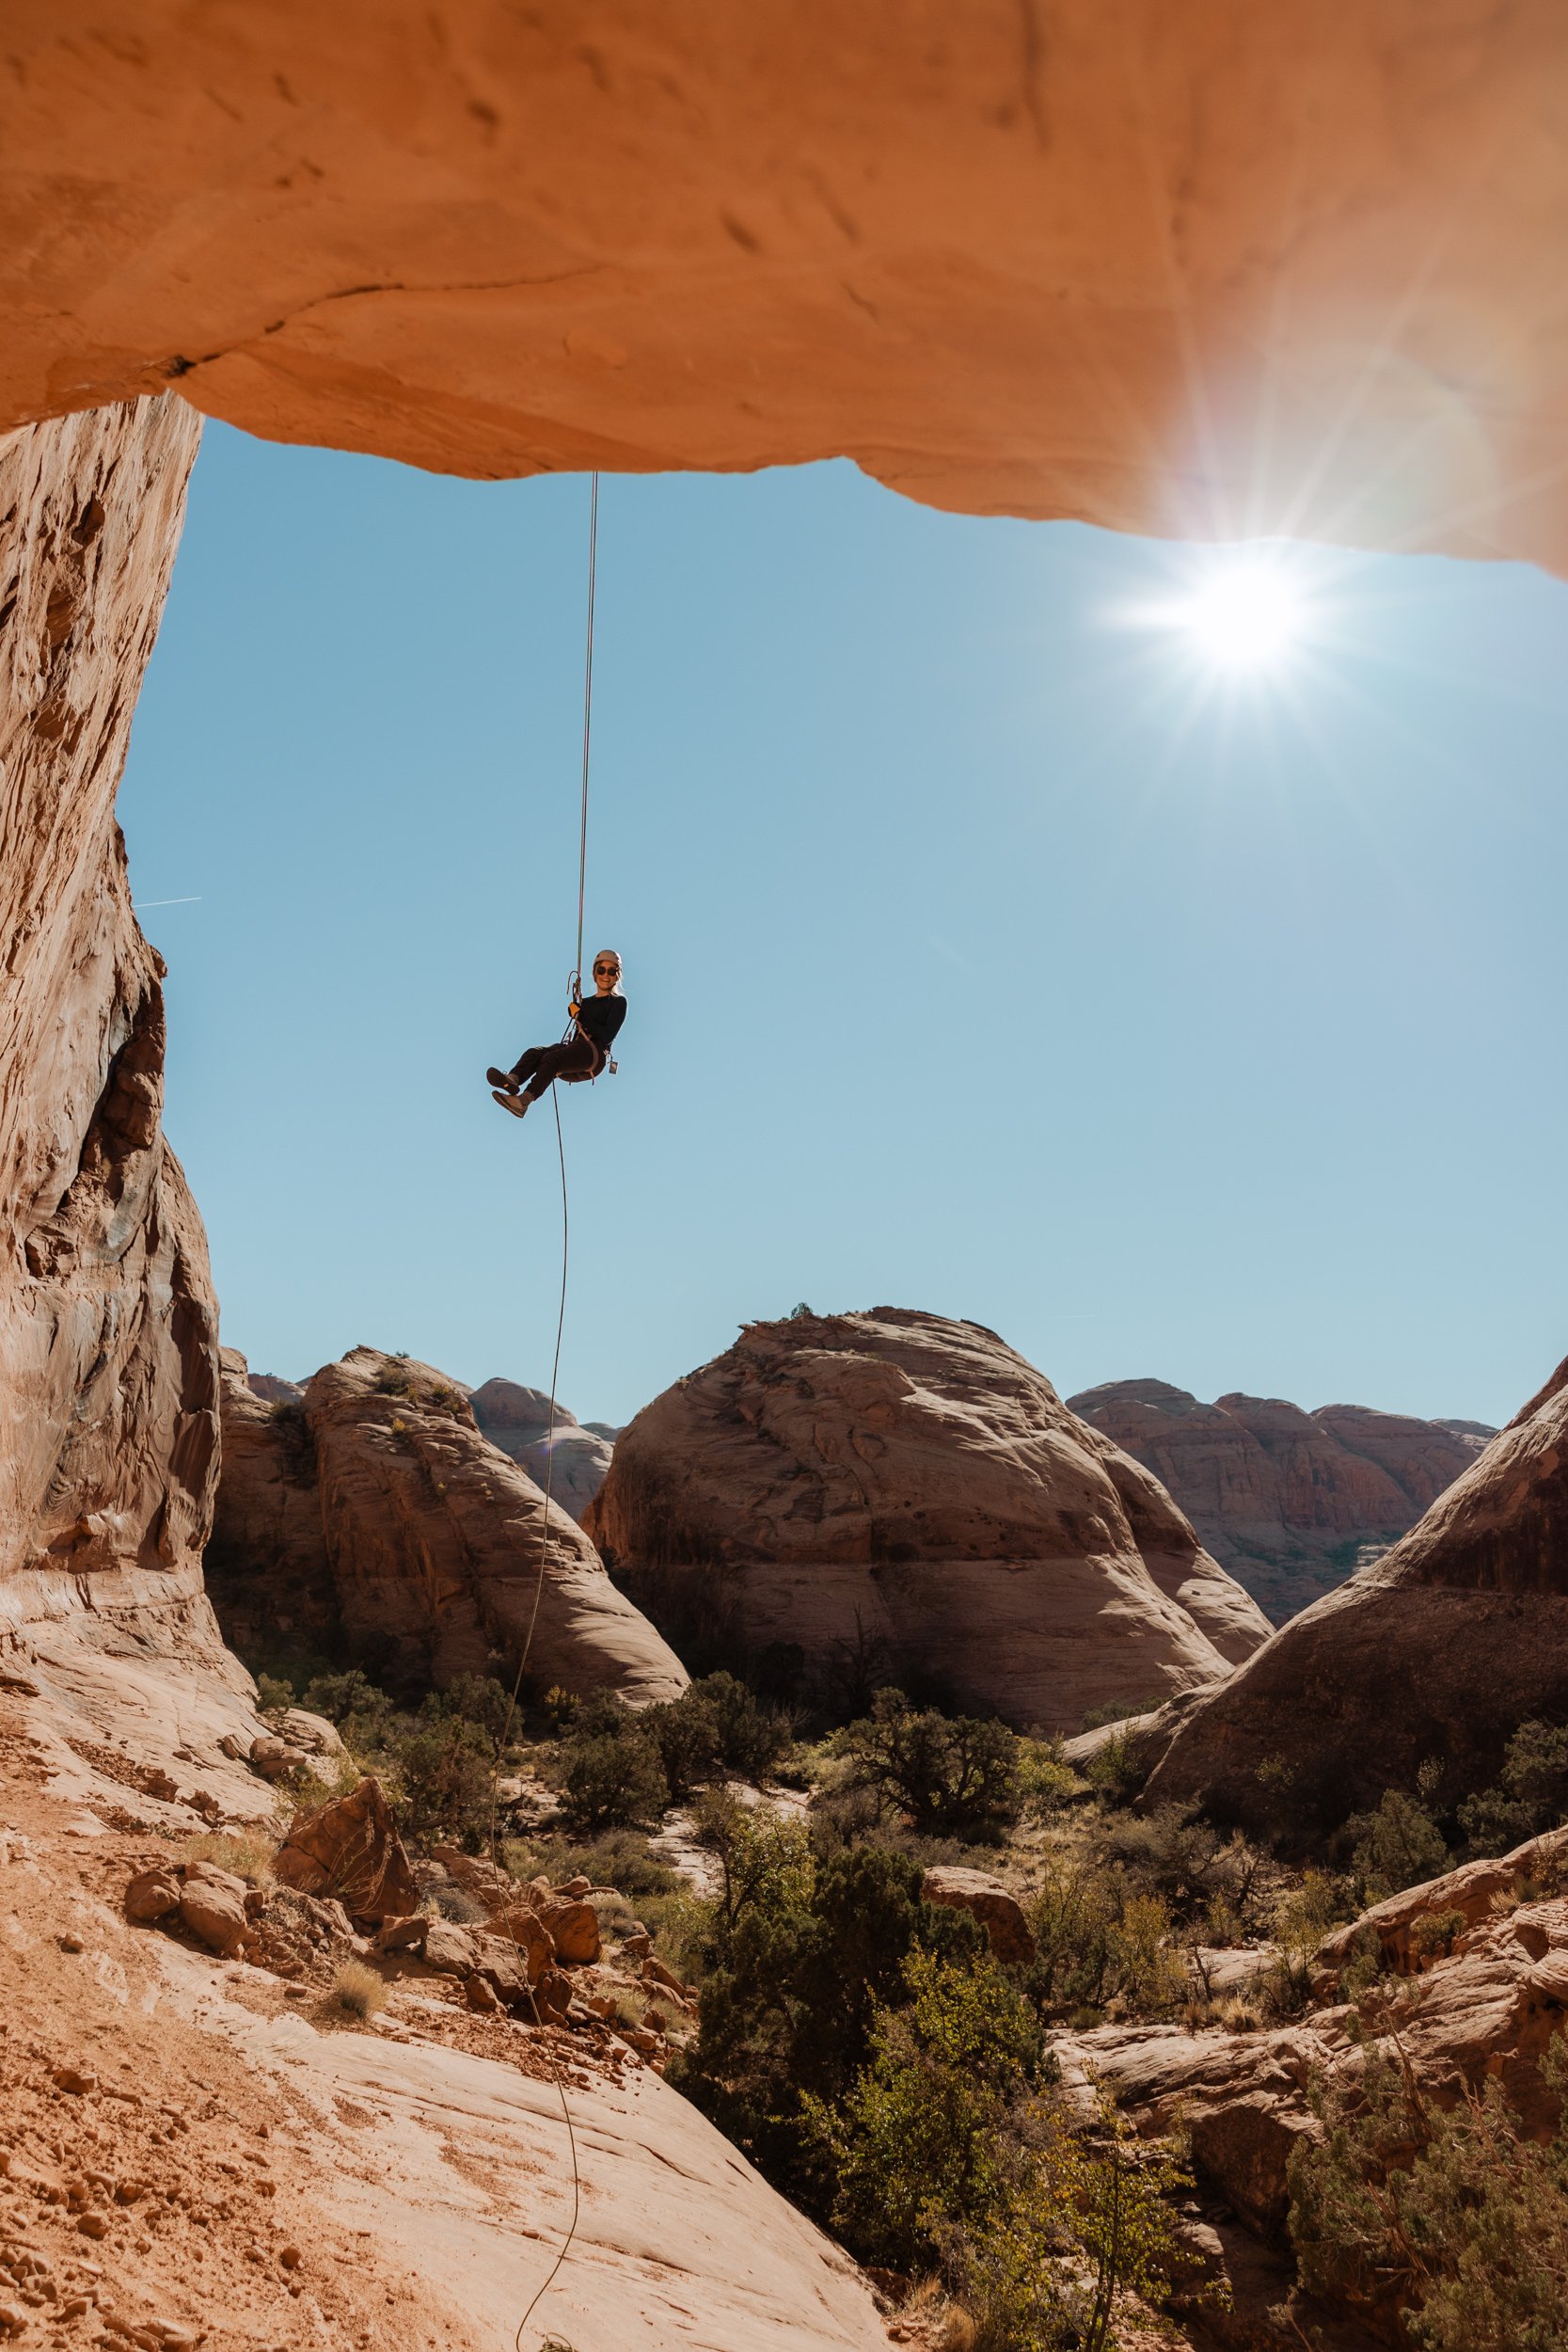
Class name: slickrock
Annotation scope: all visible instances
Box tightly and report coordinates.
[1069,1380,1489,1623]
[586,1308,1269,1729]
[1145,1357,1568,1840]
[468,1377,613,1522]
[8,8,1568,570]
[210,1344,685,1704]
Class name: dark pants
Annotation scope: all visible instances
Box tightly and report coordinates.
[511,1035,601,1102]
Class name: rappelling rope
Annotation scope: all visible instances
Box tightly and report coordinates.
[485,469,601,2351]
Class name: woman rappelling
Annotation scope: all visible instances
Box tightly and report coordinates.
[487,948,626,1119]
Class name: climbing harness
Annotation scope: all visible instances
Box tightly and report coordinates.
[485,469,604,2350]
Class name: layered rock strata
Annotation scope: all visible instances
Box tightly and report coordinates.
[0,395,241,1691]
[1144,1357,1568,1839]
[210,1345,686,1704]
[584,1308,1270,1729]
[7,6,1568,567]
[1069,1380,1490,1622]
[468,1376,613,1523]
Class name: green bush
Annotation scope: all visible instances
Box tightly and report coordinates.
[1025,1854,1185,2021]
[673,1835,981,2211]
[1459,1720,1568,1858]
[1289,2034,1568,2349]
[641,1672,790,1799]
[558,1726,668,1835]
[1346,1788,1449,1905]
[833,1692,1021,1842]
[806,1949,1044,2270]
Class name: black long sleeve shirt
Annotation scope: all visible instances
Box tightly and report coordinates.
[576,993,627,1057]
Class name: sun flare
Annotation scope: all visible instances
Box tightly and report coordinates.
[1134,554,1316,676]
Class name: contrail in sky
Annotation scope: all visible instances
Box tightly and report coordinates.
[133,896,202,909]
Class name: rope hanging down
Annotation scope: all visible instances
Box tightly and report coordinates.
[488,469,601,2351]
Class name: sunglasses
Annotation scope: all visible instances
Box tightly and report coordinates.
[594,963,619,975]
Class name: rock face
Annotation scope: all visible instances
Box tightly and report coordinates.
[1069,1380,1490,1622]
[1053,1828,1568,2343]
[7,7,1568,568]
[585,1309,1270,1730]
[0,395,236,1683]
[205,1350,340,1661]
[272,1776,420,1922]
[468,1377,613,1523]
[209,1344,686,1704]
[1145,1357,1568,1840]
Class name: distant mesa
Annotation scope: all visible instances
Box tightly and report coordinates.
[244,1369,304,1407]
[584,1307,1272,1733]
[1068,1378,1493,1624]
[207,1346,683,1705]
[1143,1354,1568,1842]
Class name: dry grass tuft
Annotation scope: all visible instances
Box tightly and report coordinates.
[184,1829,276,1886]
[331,1961,388,2021]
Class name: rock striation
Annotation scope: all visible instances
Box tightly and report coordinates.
[209,1344,686,1705]
[584,1308,1270,1730]
[468,1376,613,1522]
[1144,1356,1568,1840]
[1069,1380,1490,1622]
[7,7,1568,569]
[0,395,243,1697]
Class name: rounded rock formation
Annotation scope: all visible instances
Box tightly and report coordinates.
[584,1307,1270,1730]
[1144,1356,1568,1840]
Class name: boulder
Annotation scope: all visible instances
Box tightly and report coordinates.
[272,1776,420,1922]
[177,1878,247,1957]
[281,1708,344,1756]
[10,12,1568,580]
[1069,1381,1490,1623]
[124,1869,182,1925]
[921,1867,1036,1967]
[586,1309,1269,1730]
[248,1734,307,1782]
[490,1907,552,1985]
[468,1380,614,1523]
[422,1920,481,1979]
[238,1348,686,1704]
[1146,1358,1568,1840]
[538,1899,601,1967]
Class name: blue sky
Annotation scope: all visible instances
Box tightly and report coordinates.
[118,422,1568,1430]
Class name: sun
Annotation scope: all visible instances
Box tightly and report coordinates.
[1132,553,1316,677]
[1177,562,1307,670]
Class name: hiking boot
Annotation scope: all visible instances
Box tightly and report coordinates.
[492,1089,530,1120]
[486,1066,518,1093]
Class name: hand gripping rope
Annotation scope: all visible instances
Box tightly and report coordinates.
[487,469,600,2351]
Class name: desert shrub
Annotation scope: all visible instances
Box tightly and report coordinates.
[556,1701,669,1835]
[960,2104,1193,2352]
[392,1708,498,1840]
[1459,1719,1568,1858]
[183,1830,275,1887]
[331,1961,388,2021]
[833,1692,1021,1843]
[1409,1909,1467,1968]
[505,1827,679,1901]
[1016,1739,1080,1817]
[1346,1787,1449,1905]
[1081,1729,1148,1804]
[1288,2034,1568,2349]
[255,1673,298,1713]
[673,1835,981,2211]
[806,1949,1045,2269]
[641,1672,791,1799]
[1026,1855,1185,2021]
[1105,1804,1273,1935]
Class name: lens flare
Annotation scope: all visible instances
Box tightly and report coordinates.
[1152,558,1311,674]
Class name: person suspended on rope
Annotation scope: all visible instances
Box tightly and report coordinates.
[487,949,626,1119]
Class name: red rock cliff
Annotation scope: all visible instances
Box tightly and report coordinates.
[0,397,229,1673]
[6,4,1568,564]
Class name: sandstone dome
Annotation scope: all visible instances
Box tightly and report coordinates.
[1145,1356,1568,1840]
[584,1307,1271,1730]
